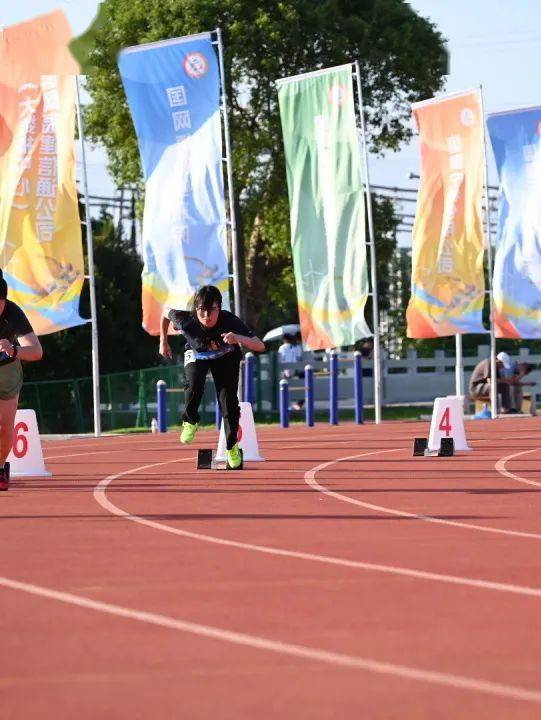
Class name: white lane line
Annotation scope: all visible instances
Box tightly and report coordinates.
[305,449,541,541]
[93,456,541,598]
[44,450,127,460]
[2,574,541,703]
[495,448,541,488]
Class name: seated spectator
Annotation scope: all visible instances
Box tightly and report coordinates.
[469,356,513,413]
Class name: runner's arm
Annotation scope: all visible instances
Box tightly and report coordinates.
[13,332,42,362]
[222,332,265,353]
[159,313,172,359]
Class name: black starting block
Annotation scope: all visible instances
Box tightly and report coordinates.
[196,449,213,470]
[413,437,428,456]
[413,437,454,457]
[438,437,454,457]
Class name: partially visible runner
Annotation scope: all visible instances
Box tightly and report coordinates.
[159,285,265,469]
[0,272,43,490]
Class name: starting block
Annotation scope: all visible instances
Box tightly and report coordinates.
[196,449,213,470]
[196,447,244,471]
[412,436,455,457]
[413,437,428,456]
[438,437,454,457]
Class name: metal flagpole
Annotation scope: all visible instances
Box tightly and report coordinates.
[479,85,497,419]
[75,76,101,436]
[353,60,382,424]
[215,28,241,318]
[455,334,464,396]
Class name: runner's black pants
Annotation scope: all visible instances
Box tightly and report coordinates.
[183,352,241,450]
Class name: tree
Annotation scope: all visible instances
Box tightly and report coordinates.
[84,0,447,328]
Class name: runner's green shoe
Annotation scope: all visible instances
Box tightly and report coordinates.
[226,443,243,470]
[180,421,198,444]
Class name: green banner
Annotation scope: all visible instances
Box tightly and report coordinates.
[277,64,371,349]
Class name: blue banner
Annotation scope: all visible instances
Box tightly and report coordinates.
[118,32,229,333]
[487,107,541,338]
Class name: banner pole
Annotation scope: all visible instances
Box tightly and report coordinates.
[75,76,101,437]
[455,334,464,397]
[353,60,382,424]
[479,85,498,419]
[215,28,241,318]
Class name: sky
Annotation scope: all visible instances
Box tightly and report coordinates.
[4,1,541,242]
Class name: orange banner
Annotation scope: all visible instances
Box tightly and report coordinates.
[0,11,85,334]
[406,89,486,338]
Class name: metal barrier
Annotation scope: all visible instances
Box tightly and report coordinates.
[279,352,363,428]
[155,380,220,433]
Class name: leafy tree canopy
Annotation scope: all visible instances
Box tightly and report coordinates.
[84,0,447,329]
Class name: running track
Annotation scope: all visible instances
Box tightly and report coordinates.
[2,418,541,719]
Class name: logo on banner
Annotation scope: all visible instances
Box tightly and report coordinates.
[184,52,208,78]
[328,83,346,106]
[460,108,475,126]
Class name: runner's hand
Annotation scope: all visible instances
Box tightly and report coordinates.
[221,332,238,345]
[0,339,14,357]
[159,337,172,359]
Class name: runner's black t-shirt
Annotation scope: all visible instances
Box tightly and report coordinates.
[0,299,34,366]
[168,309,255,360]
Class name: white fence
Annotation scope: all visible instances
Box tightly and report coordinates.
[260,346,541,407]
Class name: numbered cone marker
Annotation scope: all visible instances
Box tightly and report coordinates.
[428,396,470,453]
[215,402,265,462]
[7,410,51,477]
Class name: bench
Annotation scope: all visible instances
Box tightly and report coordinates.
[473,393,536,415]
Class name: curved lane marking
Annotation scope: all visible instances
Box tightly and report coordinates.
[495,448,541,488]
[2,575,541,703]
[93,455,541,597]
[305,448,541,541]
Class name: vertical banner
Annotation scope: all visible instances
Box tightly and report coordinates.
[118,32,229,335]
[277,65,371,350]
[487,107,541,338]
[406,89,486,338]
[0,12,85,334]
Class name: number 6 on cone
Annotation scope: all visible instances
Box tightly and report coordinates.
[7,409,51,477]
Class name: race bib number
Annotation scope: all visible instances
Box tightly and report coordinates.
[184,349,195,366]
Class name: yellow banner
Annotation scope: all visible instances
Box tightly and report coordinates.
[0,11,85,334]
[406,89,486,338]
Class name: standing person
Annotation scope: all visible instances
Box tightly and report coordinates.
[0,273,43,490]
[497,352,536,412]
[159,285,265,469]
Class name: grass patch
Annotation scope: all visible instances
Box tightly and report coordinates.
[106,404,432,434]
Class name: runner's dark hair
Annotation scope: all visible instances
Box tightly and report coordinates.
[191,285,222,315]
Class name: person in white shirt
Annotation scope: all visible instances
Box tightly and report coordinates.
[278,334,302,363]
[496,351,536,412]
[278,334,304,410]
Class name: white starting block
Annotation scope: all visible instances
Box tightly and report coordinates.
[215,401,264,462]
[428,395,470,453]
[7,409,51,477]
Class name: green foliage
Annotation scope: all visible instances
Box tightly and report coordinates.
[84,0,447,330]
[24,209,158,381]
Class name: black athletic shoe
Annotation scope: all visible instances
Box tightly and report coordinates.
[0,468,8,491]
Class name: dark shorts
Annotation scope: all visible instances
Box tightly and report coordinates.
[0,359,23,400]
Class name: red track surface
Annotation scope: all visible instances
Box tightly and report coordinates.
[2,418,541,719]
